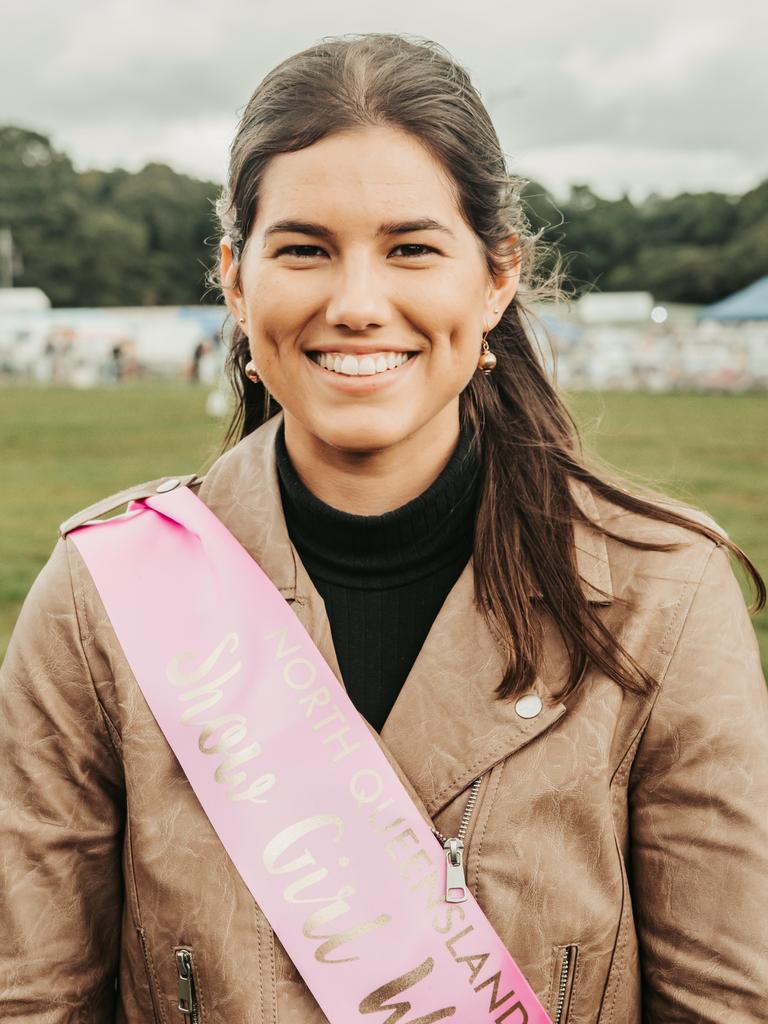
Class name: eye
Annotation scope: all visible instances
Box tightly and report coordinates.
[391,243,437,257]
[275,245,326,258]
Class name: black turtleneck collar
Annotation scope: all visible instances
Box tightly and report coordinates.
[275,420,481,589]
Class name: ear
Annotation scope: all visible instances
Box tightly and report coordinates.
[219,236,244,321]
[486,233,522,325]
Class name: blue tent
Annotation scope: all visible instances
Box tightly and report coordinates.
[698,275,768,322]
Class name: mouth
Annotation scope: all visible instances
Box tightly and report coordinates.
[306,350,418,378]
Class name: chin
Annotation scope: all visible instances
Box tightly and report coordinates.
[311,412,414,454]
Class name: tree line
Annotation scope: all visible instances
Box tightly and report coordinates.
[1,125,766,307]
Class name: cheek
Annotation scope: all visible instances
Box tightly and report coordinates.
[242,287,301,359]
[447,321,483,365]
[241,262,312,325]
[454,334,483,385]
[427,270,486,333]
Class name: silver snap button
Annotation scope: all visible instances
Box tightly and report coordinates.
[515,693,543,719]
[156,478,181,493]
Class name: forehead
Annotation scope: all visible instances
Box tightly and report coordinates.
[255,126,463,226]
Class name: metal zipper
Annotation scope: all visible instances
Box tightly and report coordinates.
[553,945,576,1024]
[176,948,200,1024]
[430,776,484,903]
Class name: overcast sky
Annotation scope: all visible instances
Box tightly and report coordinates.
[3,0,766,201]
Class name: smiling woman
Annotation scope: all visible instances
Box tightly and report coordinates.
[2,30,768,1024]
[215,123,520,507]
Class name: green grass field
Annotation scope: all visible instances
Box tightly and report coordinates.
[1,382,766,674]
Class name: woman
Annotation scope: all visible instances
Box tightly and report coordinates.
[1,31,767,1024]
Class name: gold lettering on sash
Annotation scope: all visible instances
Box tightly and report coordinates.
[321,725,360,763]
[368,801,406,835]
[177,666,240,722]
[283,871,354,906]
[165,632,275,803]
[358,956,456,1020]
[444,917,493,987]
[384,827,419,861]
[303,904,392,964]
[408,866,444,909]
[383,827,437,886]
[198,713,248,753]
[350,769,384,806]
[265,626,301,662]
[166,632,239,687]
[257,607,532,1016]
[226,775,275,803]
[445,925,474,958]
[312,707,345,730]
[263,815,392,963]
[298,685,331,717]
[197,714,272,801]
[474,970,519,1014]
[213,742,263,787]
[263,815,344,874]
[166,632,241,720]
[454,950,490,986]
[494,1002,528,1023]
[283,657,316,690]
[398,848,434,886]
[430,900,466,935]
[311,705,361,762]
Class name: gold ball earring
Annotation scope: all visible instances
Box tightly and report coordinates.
[477,308,499,374]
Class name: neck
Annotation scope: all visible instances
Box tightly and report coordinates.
[281,404,462,515]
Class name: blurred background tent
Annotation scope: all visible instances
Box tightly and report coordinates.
[698,276,768,322]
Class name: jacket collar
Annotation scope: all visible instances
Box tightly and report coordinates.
[197,413,612,816]
[199,413,613,605]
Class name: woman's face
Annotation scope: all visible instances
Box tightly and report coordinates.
[221,125,520,455]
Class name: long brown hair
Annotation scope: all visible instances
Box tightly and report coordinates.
[210,31,764,700]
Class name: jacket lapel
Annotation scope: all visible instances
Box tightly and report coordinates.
[379,560,568,817]
[380,479,613,816]
[197,414,613,819]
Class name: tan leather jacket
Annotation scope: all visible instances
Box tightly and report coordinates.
[2,413,767,1024]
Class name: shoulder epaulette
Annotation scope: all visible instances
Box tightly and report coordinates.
[58,472,205,538]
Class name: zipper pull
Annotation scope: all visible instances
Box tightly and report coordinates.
[431,775,485,904]
[176,949,196,1019]
[443,836,468,903]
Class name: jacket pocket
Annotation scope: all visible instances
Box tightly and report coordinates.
[136,926,165,1024]
[174,946,204,1024]
[550,944,578,1024]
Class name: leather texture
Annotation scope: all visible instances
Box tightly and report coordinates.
[2,411,767,1023]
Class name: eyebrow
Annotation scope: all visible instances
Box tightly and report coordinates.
[262,218,455,245]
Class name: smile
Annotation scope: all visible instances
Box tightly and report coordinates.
[307,351,416,377]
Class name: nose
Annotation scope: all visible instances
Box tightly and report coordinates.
[324,254,391,333]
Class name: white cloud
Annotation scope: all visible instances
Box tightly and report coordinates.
[1,0,766,197]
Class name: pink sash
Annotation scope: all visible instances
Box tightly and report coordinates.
[70,485,551,1023]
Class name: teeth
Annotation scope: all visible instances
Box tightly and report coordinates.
[311,351,412,376]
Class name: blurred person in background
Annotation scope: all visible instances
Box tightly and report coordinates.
[1,32,767,1024]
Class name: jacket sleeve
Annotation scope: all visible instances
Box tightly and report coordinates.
[0,537,124,1023]
[629,541,768,1022]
